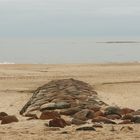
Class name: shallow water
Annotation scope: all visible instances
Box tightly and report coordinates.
[0,39,140,64]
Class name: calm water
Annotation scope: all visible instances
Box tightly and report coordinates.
[0,39,140,64]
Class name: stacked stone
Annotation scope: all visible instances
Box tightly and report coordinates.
[20,79,140,128]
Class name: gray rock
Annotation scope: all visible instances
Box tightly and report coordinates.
[104,106,122,116]
[40,103,56,110]
[55,102,71,109]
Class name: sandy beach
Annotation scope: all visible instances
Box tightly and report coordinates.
[0,63,140,140]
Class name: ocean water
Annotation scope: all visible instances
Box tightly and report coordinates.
[0,38,140,64]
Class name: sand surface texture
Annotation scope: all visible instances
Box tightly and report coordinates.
[0,63,140,140]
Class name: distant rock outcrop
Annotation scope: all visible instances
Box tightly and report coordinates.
[20,78,107,117]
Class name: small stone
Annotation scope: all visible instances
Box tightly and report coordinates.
[25,110,40,119]
[104,106,121,116]
[119,120,133,124]
[55,102,71,109]
[60,107,81,116]
[122,114,134,120]
[40,111,60,120]
[40,103,56,110]
[1,115,19,124]
[91,106,101,112]
[86,110,95,119]
[0,112,8,120]
[49,118,67,128]
[0,112,8,117]
[106,114,121,120]
[94,111,105,118]
[73,109,90,121]
[131,116,140,123]
[71,119,86,125]
[92,116,116,124]
[131,110,140,116]
[27,117,37,120]
[92,124,103,128]
[121,108,135,115]
[76,126,96,131]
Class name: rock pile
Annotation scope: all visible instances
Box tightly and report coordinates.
[20,78,140,128]
[20,78,106,117]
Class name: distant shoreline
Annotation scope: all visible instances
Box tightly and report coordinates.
[97,41,140,44]
[0,62,140,66]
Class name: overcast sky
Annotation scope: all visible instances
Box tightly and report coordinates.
[0,0,140,63]
[0,0,140,38]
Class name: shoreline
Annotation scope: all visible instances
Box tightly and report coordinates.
[0,61,140,65]
[0,63,140,139]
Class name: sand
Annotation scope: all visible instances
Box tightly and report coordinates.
[0,63,140,140]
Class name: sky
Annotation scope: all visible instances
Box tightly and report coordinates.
[0,0,140,38]
[0,0,140,63]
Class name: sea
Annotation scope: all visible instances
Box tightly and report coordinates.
[0,38,140,64]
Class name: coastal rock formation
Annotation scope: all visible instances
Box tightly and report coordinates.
[19,78,140,128]
[20,78,107,117]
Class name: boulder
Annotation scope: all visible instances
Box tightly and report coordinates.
[1,115,19,124]
[49,118,67,128]
[40,111,60,120]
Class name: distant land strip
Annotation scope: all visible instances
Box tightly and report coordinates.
[97,41,140,44]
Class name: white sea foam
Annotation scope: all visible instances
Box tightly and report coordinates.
[0,62,15,64]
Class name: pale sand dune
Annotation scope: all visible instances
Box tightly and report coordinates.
[0,63,140,140]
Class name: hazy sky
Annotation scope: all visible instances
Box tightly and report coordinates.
[0,0,140,63]
[0,0,140,38]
